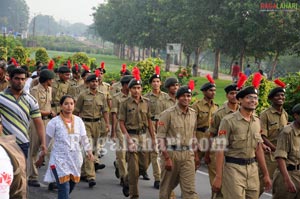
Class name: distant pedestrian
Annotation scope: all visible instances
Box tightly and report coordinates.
[231,62,240,82]
[245,64,252,77]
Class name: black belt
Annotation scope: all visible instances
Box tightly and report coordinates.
[287,164,300,171]
[225,156,256,165]
[51,103,59,107]
[127,129,146,135]
[82,118,100,122]
[197,127,208,132]
[151,116,158,121]
[42,116,49,120]
[168,145,190,151]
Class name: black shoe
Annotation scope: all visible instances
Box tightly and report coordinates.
[154,181,160,189]
[48,182,58,190]
[140,172,150,180]
[88,179,96,188]
[28,180,41,187]
[94,163,106,171]
[80,176,88,182]
[114,161,120,179]
[122,185,129,197]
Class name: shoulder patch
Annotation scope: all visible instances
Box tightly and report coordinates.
[218,130,227,136]
[158,121,165,126]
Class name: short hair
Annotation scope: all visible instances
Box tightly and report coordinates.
[9,68,26,79]
[0,60,6,70]
[59,95,75,106]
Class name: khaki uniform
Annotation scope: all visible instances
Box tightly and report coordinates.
[208,103,239,199]
[111,91,129,180]
[143,91,170,181]
[119,96,151,198]
[51,79,70,114]
[217,111,263,199]
[273,123,300,199]
[259,106,288,195]
[30,77,39,89]
[28,84,52,180]
[68,83,89,101]
[74,89,108,180]
[69,77,84,87]
[0,77,9,91]
[110,81,122,95]
[157,105,198,199]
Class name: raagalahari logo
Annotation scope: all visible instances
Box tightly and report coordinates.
[260,2,298,12]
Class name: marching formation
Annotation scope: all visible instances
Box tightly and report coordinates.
[0,58,300,199]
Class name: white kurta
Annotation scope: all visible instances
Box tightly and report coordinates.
[44,115,90,183]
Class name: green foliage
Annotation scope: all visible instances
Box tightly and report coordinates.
[11,46,28,65]
[174,66,192,85]
[245,74,272,115]
[282,72,300,121]
[89,58,97,71]
[35,48,50,65]
[72,52,90,66]
[0,47,7,61]
[103,72,120,85]
[0,36,23,56]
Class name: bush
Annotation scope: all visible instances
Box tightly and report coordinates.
[174,66,192,85]
[0,47,7,61]
[35,48,50,65]
[72,52,90,66]
[11,46,28,65]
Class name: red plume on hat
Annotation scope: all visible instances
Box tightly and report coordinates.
[11,57,18,66]
[48,59,55,70]
[132,66,141,81]
[206,74,215,84]
[121,64,126,73]
[188,80,195,91]
[67,60,71,69]
[274,79,286,88]
[82,64,90,72]
[75,63,79,72]
[237,73,247,89]
[252,72,262,89]
[95,69,101,77]
[155,65,160,75]
[100,62,105,69]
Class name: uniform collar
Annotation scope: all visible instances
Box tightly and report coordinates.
[175,104,190,115]
[37,83,49,92]
[235,110,257,121]
[224,102,239,114]
[129,96,145,103]
[270,106,284,114]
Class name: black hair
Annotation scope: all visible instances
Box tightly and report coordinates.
[39,76,47,83]
[59,95,75,105]
[9,68,26,79]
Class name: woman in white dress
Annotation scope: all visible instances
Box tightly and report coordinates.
[43,95,94,199]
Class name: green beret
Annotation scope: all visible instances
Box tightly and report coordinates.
[176,86,192,98]
[86,74,98,82]
[58,66,71,73]
[120,69,131,75]
[149,74,161,83]
[164,77,179,88]
[200,82,216,91]
[236,86,258,99]
[128,78,142,88]
[39,69,55,80]
[120,75,133,84]
[268,87,285,99]
[40,65,48,71]
[224,84,238,94]
[292,103,300,114]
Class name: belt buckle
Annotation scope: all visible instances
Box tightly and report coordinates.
[182,146,188,151]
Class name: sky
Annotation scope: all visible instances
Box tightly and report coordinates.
[25,0,105,25]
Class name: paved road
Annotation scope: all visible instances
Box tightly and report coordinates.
[29,141,272,199]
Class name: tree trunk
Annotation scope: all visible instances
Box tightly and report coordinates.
[186,54,190,67]
[138,47,141,61]
[239,48,245,72]
[149,47,152,57]
[165,54,171,72]
[121,44,125,60]
[229,57,235,75]
[193,47,201,77]
[157,48,161,58]
[142,48,145,60]
[213,48,220,79]
[269,51,279,80]
[179,45,182,66]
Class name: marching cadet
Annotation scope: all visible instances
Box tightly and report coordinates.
[51,66,71,114]
[212,73,272,199]
[259,79,288,196]
[74,72,110,188]
[69,63,83,87]
[207,75,246,198]
[192,74,218,186]
[272,103,300,199]
[119,67,155,199]
[157,80,200,199]
[28,69,56,188]
[0,60,9,91]
[111,75,133,185]
[163,77,179,109]
[143,66,169,188]
[111,64,131,95]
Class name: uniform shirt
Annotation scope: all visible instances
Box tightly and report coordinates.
[52,79,70,104]
[217,111,263,159]
[98,81,112,100]
[260,106,288,145]
[192,98,219,129]
[68,83,89,101]
[144,91,169,120]
[163,95,176,110]
[110,81,122,95]
[157,105,197,146]
[111,92,129,114]
[69,77,84,87]
[209,103,239,136]
[0,77,9,91]
[74,89,108,119]
[30,83,52,113]
[118,96,151,130]
[274,123,300,166]
[0,88,41,144]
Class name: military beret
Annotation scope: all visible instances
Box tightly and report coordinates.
[149,74,161,83]
[120,69,131,75]
[200,82,216,91]
[40,65,48,71]
[268,87,285,99]
[164,77,179,88]
[72,65,81,73]
[39,69,55,80]
[224,84,238,94]
[236,86,258,99]
[176,85,192,98]
[292,103,300,114]
[58,66,71,73]
[98,68,106,74]
[128,78,142,88]
[120,75,133,84]
[86,74,98,82]
[6,65,16,75]
[81,70,90,78]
